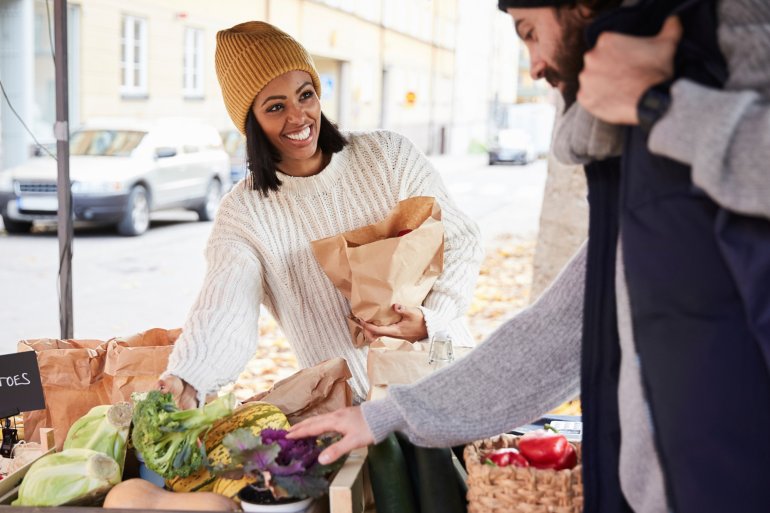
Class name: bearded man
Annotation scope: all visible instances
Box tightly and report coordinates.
[290,1,770,511]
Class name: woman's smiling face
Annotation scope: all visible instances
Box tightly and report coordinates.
[252,70,322,170]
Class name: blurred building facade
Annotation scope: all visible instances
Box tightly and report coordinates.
[1,0,526,171]
[450,0,519,155]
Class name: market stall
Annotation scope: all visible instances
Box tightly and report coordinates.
[0,342,370,513]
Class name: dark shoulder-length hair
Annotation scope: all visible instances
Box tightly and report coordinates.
[244,110,348,196]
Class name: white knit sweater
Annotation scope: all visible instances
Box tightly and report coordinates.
[164,130,484,402]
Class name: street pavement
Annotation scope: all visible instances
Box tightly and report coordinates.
[0,155,546,355]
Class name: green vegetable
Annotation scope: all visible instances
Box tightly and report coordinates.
[12,448,121,506]
[131,390,234,479]
[63,402,133,472]
[366,433,418,513]
[413,445,467,513]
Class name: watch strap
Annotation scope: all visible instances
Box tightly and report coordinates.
[637,83,672,133]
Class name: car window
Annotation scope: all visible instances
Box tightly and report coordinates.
[70,130,147,157]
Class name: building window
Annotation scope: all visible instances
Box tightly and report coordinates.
[121,15,148,96]
[183,27,204,98]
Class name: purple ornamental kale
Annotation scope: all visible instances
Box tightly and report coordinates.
[213,428,344,500]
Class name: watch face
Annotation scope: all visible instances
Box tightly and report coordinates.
[637,85,672,132]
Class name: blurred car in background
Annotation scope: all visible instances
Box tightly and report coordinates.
[220,130,247,189]
[488,102,556,165]
[0,119,230,236]
[488,128,537,165]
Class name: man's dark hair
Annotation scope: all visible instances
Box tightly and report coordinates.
[244,110,348,196]
[498,0,622,13]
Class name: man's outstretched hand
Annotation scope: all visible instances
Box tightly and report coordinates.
[287,406,375,465]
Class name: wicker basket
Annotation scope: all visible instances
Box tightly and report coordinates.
[464,434,583,513]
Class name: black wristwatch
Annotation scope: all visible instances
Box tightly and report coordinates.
[637,83,672,133]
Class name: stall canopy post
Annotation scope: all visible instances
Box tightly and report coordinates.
[54,0,73,339]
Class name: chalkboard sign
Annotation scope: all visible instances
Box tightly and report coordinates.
[0,352,45,418]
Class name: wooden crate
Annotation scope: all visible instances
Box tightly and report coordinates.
[329,447,368,513]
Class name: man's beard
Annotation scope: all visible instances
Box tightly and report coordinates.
[546,12,589,108]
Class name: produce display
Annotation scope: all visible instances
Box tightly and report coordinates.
[483,427,578,471]
[8,381,433,511]
[12,449,121,506]
[63,403,132,472]
[131,391,235,478]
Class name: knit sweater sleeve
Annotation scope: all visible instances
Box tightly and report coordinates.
[383,131,485,341]
[162,201,264,405]
[361,243,586,447]
[649,0,770,219]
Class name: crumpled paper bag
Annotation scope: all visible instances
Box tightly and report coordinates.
[366,337,472,400]
[245,357,353,424]
[18,338,109,450]
[311,196,444,348]
[18,328,179,450]
[104,328,180,403]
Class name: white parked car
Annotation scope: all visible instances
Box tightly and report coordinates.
[488,128,537,166]
[0,119,231,236]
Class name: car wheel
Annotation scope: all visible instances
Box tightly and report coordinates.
[488,156,496,166]
[117,185,150,236]
[196,179,222,222]
[2,216,32,234]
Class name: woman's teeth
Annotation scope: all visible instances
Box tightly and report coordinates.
[286,126,311,141]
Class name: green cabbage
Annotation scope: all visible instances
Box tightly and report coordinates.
[63,402,132,471]
[12,448,121,506]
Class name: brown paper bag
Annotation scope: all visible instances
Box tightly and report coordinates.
[104,328,181,403]
[311,196,444,348]
[245,358,353,424]
[366,337,472,400]
[18,327,180,450]
[18,338,109,450]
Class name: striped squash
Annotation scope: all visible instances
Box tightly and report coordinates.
[211,475,254,501]
[166,401,289,493]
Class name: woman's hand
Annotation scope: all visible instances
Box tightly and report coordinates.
[287,407,374,465]
[157,375,198,410]
[360,304,428,342]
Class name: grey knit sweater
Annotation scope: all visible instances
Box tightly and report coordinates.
[362,2,770,511]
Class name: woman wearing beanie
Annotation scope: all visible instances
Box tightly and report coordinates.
[158,21,483,408]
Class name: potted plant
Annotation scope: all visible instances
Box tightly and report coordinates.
[210,428,345,513]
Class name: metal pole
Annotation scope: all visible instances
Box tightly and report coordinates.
[54,0,73,339]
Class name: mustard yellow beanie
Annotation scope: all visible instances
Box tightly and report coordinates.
[215,21,322,134]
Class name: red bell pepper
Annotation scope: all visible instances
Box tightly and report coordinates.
[517,426,576,470]
[484,448,530,468]
[531,442,578,470]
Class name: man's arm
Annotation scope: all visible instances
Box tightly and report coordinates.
[649,1,770,219]
[578,1,770,219]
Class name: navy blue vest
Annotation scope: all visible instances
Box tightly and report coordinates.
[580,1,770,512]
